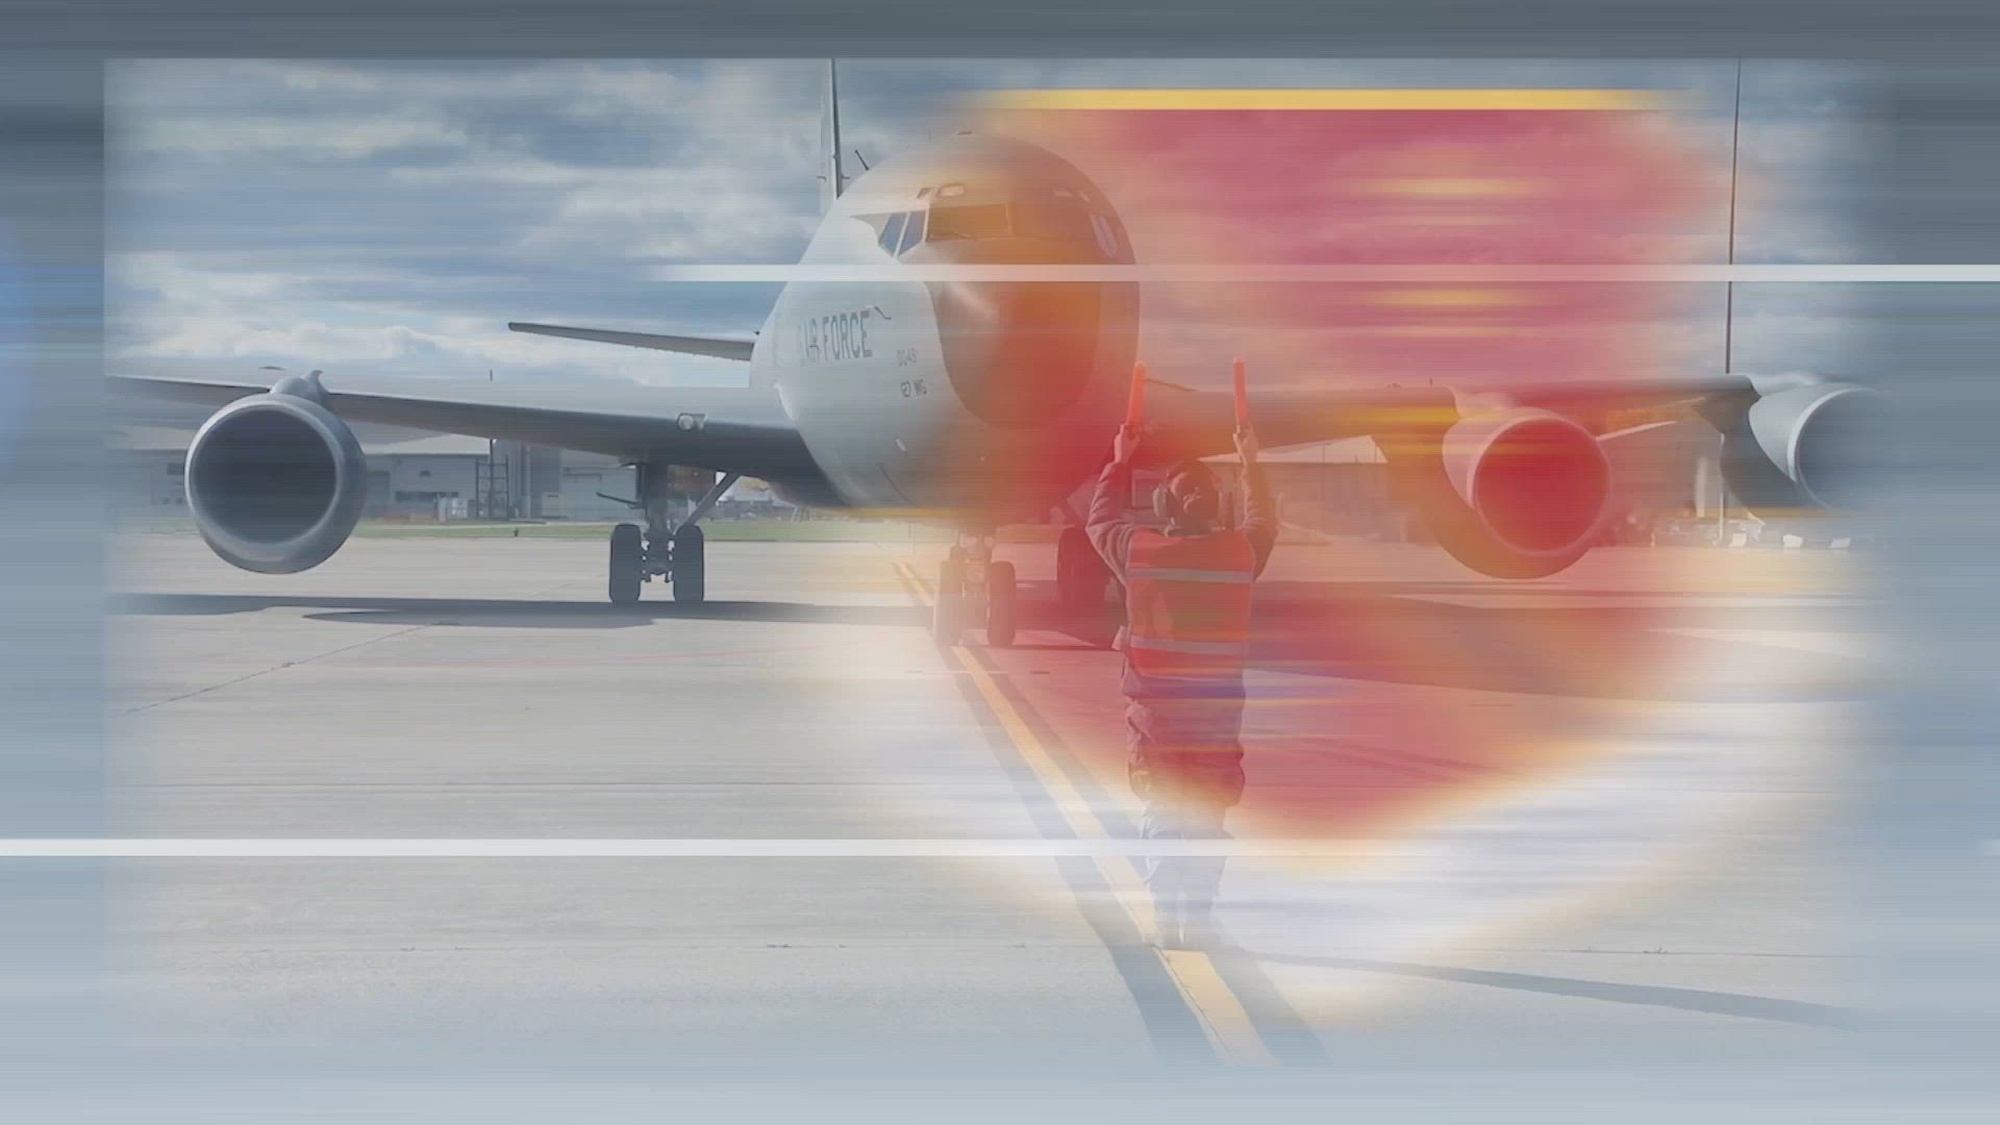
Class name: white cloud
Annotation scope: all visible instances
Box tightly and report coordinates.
[107,60,827,388]
[128,115,467,158]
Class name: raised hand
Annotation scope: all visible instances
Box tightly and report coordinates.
[1232,425,1259,466]
[1114,425,1142,467]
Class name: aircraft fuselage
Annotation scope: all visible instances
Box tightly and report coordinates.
[753,134,1141,525]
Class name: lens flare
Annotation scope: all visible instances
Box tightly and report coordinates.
[898,89,1839,998]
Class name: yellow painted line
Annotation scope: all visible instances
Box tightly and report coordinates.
[1348,324,1525,339]
[892,560,1278,1067]
[980,88,1667,112]
[1160,949,1274,1058]
[1372,287,1541,309]
[901,566,1116,842]
[954,646,1276,1067]
[967,661,1121,845]
[1363,176,1540,199]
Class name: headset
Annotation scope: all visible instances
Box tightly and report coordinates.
[1153,460,1217,524]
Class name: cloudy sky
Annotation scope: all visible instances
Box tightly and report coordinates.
[105,59,1885,394]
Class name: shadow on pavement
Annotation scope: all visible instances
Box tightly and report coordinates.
[110,592,925,630]
[1241,950,1853,1028]
[1006,577,1816,700]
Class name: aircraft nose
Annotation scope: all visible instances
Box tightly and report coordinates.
[929,267,1104,430]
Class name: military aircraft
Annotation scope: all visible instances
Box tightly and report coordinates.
[114,65,1879,646]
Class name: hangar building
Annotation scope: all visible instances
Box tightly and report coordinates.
[110,424,640,522]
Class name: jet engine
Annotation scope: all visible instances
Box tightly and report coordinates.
[1397,409,1613,580]
[183,377,368,574]
[1718,380,1883,516]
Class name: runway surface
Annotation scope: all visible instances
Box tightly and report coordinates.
[103,531,1875,1077]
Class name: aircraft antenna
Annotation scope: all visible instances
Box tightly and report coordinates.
[1723,57,1742,375]
[1718,58,1744,540]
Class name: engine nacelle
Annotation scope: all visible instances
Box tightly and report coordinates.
[184,389,368,574]
[1397,409,1612,579]
[1720,381,1883,516]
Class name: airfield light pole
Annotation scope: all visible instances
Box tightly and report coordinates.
[487,368,501,520]
[1719,58,1743,543]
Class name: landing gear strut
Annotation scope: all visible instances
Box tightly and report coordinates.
[605,464,736,605]
[932,531,1017,648]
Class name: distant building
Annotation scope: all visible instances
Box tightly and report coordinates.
[1598,418,1733,520]
[1203,437,1405,538]
[486,439,638,522]
[110,424,638,521]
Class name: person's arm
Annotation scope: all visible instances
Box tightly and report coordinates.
[1086,428,1142,578]
[1235,427,1278,578]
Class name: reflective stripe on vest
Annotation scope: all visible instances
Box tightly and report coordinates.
[1121,529,1256,682]
[1122,566,1254,584]
[1123,635,1249,656]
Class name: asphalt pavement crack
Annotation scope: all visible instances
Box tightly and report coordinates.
[118,621,438,716]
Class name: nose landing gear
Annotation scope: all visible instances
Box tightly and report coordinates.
[932,531,1017,648]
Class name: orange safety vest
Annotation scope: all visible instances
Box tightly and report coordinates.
[1118,528,1257,683]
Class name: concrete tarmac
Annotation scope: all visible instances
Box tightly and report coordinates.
[103,531,1874,1077]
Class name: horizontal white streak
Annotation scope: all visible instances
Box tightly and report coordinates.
[647,264,2000,284]
[0,838,1380,859]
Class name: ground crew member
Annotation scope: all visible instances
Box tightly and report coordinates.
[1087,423,1275,950]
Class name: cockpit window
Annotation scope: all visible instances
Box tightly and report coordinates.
[1090,213,1122,258]
[927,203,1010,241]
[913,200,1123,258]
[877,212,908,255]
[1012,202,1097,247]
[899,209,927,253]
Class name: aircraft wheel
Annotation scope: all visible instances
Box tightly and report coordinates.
[673,524,706,604]
[986,560,1017,648]
[609,522,643,605]
[932,557,965,646]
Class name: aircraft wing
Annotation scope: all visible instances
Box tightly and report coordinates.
[1141,373,1768,459]
[109,372,817,479]
[507,322,757,362]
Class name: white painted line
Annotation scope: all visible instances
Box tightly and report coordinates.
[648,263,2000,284]
[0,838,1389,859]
